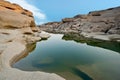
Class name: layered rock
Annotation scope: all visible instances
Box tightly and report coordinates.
[0,0,33,17]
[39,7,120,41]
[0,1,64,80]
[0,0,42,44]
[0,0,39,33]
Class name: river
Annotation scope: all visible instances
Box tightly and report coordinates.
[13,33,120,80]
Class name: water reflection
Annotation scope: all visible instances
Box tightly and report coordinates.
[13,34,120,80]
[62,33,120,53]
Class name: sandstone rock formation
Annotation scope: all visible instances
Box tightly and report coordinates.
[0,1,64,80]
[0,0,39,32]
[0,0,42,43]
[0,0,33,17]
[39,7,120,42]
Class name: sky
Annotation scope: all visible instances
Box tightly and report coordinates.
[6,0,120,24]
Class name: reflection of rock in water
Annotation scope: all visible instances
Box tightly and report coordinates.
[12,43,36,65]
[71,67,93,80]
[26,43,36,53]
[37,57,53,64]
[33,57,54,68]
[62,33,120,53]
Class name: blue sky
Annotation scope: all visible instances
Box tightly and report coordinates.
[6,0,120,24]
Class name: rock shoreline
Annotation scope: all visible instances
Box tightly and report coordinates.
[0,1,65,80]
[0,29,65,80]
[0,39,65,80]
[39,7,120,42]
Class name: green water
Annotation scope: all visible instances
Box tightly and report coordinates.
[13,34,120,80]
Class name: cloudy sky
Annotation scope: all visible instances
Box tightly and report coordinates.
[6,0,120,24]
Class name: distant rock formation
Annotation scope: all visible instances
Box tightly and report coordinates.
[39,7,120,42]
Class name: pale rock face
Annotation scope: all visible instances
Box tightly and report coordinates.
[0,1,63,80]
[0,9,34,29]
[0,0,40,33]
[39,7,120,41]
[39,31,50,39]
[0,0,33,17]
[39,7,120,35]
[21,27,34,34]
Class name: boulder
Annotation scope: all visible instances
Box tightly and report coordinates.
[21,27,33,34]
[31,27,40,32]
[39,32,50,39]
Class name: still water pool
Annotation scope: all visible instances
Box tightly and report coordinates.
[13,34,120,80]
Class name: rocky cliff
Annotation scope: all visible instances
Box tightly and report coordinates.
[0,0,40,32]
[0,1,63,80]
[39,7,120,42]
[0,0,33,17]
[0,0,44,44]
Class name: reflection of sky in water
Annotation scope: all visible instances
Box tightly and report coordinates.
[13,34,120,80]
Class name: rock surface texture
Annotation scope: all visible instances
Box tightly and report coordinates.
[39,7,120,42]
[0,0,65,80]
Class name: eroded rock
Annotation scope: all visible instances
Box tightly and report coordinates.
[39,6,120,41]
[0,1,64,80]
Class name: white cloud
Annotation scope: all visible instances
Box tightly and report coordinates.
[5,0,47,24]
